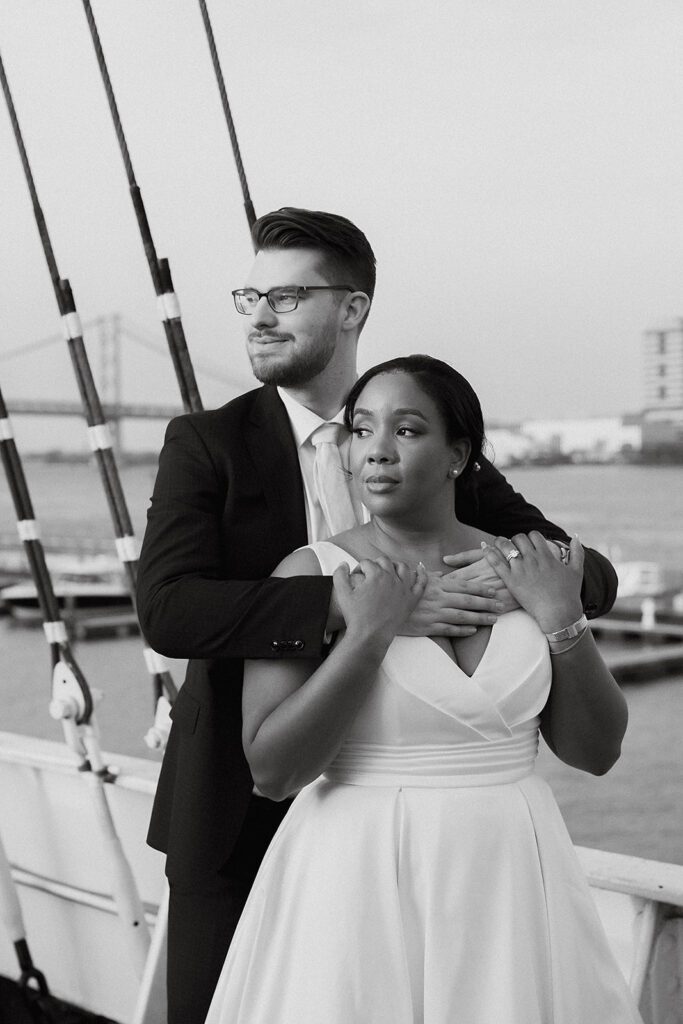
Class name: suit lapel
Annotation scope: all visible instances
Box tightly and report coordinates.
[245,387,308,553]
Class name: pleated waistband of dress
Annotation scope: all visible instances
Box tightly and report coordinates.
[323,728,539,788]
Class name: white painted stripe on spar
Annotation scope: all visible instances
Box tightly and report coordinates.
[17,519,40,541]
[87,424,112,451]
[157,291,181,321]
[115,535,138,562]
[61,311,83,340]
[143,647,168,675]
[0,418,14,440]
[43,621,68,644]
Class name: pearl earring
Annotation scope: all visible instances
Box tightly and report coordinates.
[449,467,459,478]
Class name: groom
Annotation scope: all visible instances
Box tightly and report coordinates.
[136,207,617,1024]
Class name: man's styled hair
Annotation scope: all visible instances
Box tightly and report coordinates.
[251,207,377,304]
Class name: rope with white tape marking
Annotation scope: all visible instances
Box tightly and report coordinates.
[0,48,177,708]
[0,382,93,722]
[81,0,203,414]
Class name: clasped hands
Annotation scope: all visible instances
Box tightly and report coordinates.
[333,535,572,638]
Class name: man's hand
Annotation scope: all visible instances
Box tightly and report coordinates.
[399,572,502,638]
[442,547,520,614]
[328,558,505,639]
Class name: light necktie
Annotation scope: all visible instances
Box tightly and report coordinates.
[310,422,358,536]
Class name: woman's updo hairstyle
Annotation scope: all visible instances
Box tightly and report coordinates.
[344,354,486,486]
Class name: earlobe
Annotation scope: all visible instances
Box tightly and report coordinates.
[449,439,471,477]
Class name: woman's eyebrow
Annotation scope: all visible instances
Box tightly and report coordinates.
[353,407,429,421]
[394,407,429,422]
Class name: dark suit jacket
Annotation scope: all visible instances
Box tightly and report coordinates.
[136,385,617,884]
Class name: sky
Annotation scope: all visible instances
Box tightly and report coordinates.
[1,0,683,452]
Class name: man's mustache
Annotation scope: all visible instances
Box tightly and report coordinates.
[248,332,292,344]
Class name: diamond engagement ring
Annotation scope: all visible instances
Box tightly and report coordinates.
[505,548,520,562]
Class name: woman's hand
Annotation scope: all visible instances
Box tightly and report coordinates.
[333,557,427,649]
[481,532,584,634]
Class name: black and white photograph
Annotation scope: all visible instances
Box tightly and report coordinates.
[0,3,681,1022]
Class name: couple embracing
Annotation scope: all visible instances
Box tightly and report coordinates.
[137,208,642,1023]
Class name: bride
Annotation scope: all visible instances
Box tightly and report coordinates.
[205,354,642,1023]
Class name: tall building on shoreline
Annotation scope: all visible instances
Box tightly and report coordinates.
[642,322,683,457]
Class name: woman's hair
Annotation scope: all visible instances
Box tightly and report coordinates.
[251,207,376,303]
[344,354,486,484]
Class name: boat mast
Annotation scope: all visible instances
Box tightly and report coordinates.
[81,0,203,413]
[198,0,257,239]
[0,50,177,712]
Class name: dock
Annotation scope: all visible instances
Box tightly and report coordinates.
[591,614,683,682]
[592,618,683,641]
[71,610,139,641]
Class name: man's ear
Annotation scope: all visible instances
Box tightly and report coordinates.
[340,291,371,332]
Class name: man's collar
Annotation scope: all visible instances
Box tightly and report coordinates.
[277,387,346,447]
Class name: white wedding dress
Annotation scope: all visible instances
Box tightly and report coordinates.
[205,542,643,1024]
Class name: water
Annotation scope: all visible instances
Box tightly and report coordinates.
[504,463,683,570]
[0,461,681,864]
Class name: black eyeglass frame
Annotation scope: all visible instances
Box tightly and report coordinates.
[231,284,354,314]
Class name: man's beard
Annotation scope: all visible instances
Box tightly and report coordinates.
[249,338,336,387]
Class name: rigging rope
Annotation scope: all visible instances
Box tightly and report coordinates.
[0,48,177,711]
[0,56,60,294]
[80,1,135,187]
[198,0,257,235]
[0,383,151,975]
[81,0,203,414]
[0,827,52,1019]
[0,385,91,719]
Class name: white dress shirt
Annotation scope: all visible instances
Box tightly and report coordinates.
[277,387,365,541]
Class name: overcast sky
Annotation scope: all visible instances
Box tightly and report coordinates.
[1,0,683,451]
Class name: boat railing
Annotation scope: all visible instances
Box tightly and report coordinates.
[0,733,681,1023]
[576,846,683,1022]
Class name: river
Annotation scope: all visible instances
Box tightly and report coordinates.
[0,461,681,864]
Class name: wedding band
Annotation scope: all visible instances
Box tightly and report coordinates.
[505,548,520,562]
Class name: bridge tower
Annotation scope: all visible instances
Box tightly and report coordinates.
[97,314,123,458]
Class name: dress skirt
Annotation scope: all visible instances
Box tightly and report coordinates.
[205,542,643,1024]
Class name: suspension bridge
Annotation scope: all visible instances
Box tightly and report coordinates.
[1,313,248,457]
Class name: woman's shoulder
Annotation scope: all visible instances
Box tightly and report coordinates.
[325,525,377,560]
[271,547,324,578]
[273,538,364,579]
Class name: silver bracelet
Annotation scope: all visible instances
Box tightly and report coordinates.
[548,629,588,655]
[544,614,588,643]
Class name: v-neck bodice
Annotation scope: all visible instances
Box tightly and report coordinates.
[308,541,552,787]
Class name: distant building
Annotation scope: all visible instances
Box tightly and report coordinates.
[642,323,683,458]
[520,417,639,462]
[485,428,534,467]
[486,418,640,466]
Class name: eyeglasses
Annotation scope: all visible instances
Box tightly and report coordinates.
[232,285,353,314]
